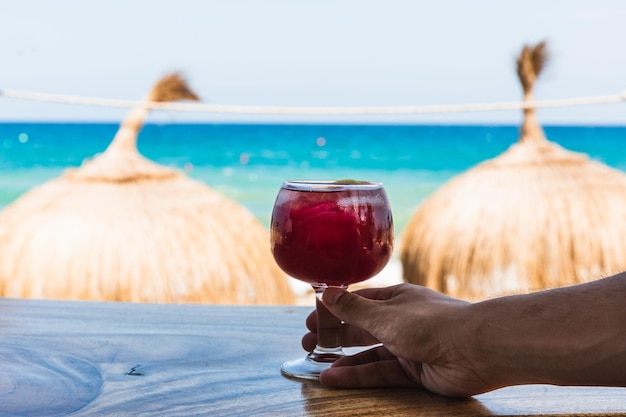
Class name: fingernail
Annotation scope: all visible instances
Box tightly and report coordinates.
[323,288,345,306]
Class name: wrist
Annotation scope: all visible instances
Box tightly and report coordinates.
[464,294,550,389]
[465,285,626,389]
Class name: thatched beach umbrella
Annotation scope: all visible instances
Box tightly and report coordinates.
[400,41,626,300]
[0,74,294,304]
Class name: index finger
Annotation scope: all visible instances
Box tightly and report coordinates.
[305,308,380,347]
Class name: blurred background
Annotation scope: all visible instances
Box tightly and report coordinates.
[1,1,625,304]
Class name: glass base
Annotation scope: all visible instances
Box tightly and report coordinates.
[282,286,347,380]
[281,350,343,380]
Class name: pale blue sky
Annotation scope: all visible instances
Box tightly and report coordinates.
[1,0,625,124]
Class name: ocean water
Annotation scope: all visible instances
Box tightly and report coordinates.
[1,122,626,239]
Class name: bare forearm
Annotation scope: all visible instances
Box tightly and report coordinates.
[467,272,626,389]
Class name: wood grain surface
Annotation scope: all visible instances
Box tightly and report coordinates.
[1,297,625,416]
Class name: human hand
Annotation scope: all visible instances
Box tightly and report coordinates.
[302,284,492,397]
[304,274,626,396]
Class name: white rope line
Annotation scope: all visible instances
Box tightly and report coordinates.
[1,88,625,115]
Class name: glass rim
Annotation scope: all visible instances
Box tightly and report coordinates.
[281,180,384,191]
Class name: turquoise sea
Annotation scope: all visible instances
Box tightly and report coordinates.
[1,122,625,239]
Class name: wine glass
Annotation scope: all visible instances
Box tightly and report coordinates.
[270,180,394,380]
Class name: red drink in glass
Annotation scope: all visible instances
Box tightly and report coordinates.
[271,184,393,287]
[270,180,394,380]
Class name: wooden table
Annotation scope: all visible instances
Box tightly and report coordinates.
[1,298,626,416]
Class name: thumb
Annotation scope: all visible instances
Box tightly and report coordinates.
[322,287,377,328]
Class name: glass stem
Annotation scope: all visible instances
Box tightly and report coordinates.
[310,285,346,362]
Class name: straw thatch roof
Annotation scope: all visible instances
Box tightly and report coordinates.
[0,74,294,304]
[400,41,626,300]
